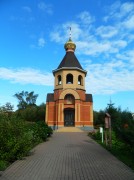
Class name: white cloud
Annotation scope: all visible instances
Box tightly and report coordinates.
[85,60,134,94]
[76,39,127,55]
[30,37,46,49]
[125,50,134,65]
[38,2,53,14]
[38,38,45,47]
[128,50,134,62]
[50,31,62,43]
[22,6,32,13]
[50,2,133,56]
[10,6,34,23]
[105,1,134,20]
[0,68,53,86]
[76,40,113,55]
[49,3,134,95]
[120,2,134,16]
[50,22,83,43]
[50,21,128,56]
[96,26,118,38]
[0,49,134,96]
[77,11,95,25]
[113,40,127,48]
[123,15,134,29]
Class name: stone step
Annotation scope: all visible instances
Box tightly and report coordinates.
[55,127,84,132]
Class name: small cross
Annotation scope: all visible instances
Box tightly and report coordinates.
[69,27,71,40]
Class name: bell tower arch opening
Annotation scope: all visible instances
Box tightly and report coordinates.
[66,74,73,84]
[57,75,62,85]
[78,75,83,85]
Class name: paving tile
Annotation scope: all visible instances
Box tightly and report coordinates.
[1,132,134,180]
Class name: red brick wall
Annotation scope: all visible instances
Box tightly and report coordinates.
[54,89,62,101]
[80,101,92,125]
[47,90,93,127]
[76,89,86,100]
[47,102,56,125]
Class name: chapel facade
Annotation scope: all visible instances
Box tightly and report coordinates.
[45,38,93,130]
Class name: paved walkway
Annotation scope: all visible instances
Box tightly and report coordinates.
[1,132,134,180]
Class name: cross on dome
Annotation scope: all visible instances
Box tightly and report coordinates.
[64,27,76,52]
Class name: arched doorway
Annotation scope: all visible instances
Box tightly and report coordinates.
[64,108,75,126]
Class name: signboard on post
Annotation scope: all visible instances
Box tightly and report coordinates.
[100,127,103,143]
[104,113,112,147]
[100,127,103,133]
[105,113,111,128]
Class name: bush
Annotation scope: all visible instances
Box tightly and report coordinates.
[0,160,8,171]
[31,121,53,142]
[15,103,46,122]
[91,130,102,141]
[0,115,53,170]
[0,117,33,163]
[15,107,38,122]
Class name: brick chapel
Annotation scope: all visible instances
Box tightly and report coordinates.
[46,37,93,130]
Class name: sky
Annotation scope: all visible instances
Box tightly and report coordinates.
[0,0,134,112]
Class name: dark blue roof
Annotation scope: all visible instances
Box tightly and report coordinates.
[57,51,83,70]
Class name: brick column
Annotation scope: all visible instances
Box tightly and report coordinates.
[45,103,48,123]
[90,104,93,123]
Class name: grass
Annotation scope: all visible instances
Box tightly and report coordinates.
[89,131,134,171]
[108,146,134,170]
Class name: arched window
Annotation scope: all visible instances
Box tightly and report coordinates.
[64,94,75,104]
[66,74,73,84]
[57,75,62,85]
[78,75,83,85]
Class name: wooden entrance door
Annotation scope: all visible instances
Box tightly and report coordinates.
[64,109,75,126]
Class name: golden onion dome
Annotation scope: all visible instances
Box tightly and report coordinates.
[64,38,76,51]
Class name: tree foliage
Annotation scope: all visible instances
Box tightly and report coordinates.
[93,100,134,149]
[92,101,134,170]
[14,91,45,122]
[15,103,46,122]
[0,102,14,119]
[93,110,105,127]
[14,91,38,109]
[0,102,14,112]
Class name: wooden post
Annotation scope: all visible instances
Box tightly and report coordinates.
[109,116,112,148]
[105,113,112,147]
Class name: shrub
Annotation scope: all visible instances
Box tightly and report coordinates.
[91,130,101,141]
[0,115,53,170]
[0,117,33,162]
[0,160,8,171]
[31,121,53,142]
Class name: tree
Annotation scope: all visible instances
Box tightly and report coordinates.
[14,91,38,110]
[121,109,133,126]
[93,110,105,127]
[19,103,46,122]
[105,100,121,131]
[37,103,46,121]
[20,106,38,122]
[0,102,14,118]
[93,99,134,151]
[1,102,14,112]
